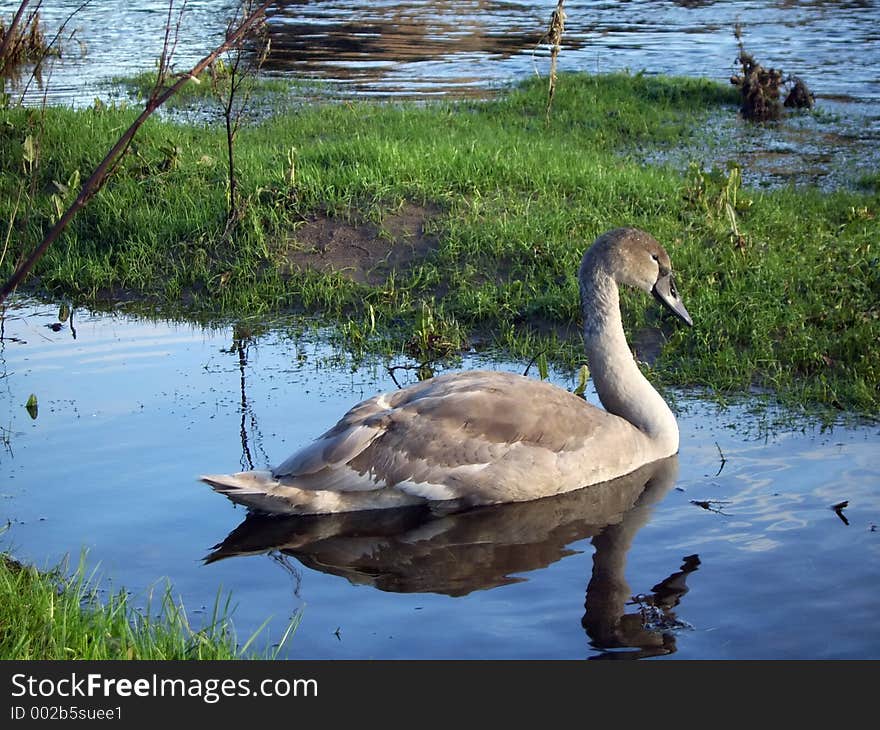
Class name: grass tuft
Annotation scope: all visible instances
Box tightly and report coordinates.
[0,552,298,660]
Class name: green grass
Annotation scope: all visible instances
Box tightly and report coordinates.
[1,71,878,414]
[0,552,297,660]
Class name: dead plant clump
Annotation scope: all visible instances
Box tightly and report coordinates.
[544,0,566,121]
[783,76,815,110]
[0,10,54,77]
[730,24,814,122]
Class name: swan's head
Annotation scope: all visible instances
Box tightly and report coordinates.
[584,227,693,327]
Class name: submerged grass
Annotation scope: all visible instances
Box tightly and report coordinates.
[108,68,311,110]
[0,552,297,660]
[0,71,877,414]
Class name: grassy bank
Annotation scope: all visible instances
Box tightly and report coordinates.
[0,553,294,660]
[0,72,877,413]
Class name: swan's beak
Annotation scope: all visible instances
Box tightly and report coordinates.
[652,272,693,326]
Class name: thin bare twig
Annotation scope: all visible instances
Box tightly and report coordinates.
[0,0,274,306]
[522,349,547,377]
[101,0,185,186]
[387,360,437,389]
[154,0,188,96]
[214,0,271,232]
[832,500,849,526]
[714,441,727,476]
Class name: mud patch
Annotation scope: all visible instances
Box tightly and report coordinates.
[284,202,442,285]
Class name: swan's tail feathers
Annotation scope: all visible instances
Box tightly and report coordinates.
[201,469,431,515]
[200,471,300,515]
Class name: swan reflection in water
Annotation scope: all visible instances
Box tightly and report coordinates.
[206,456,698,659]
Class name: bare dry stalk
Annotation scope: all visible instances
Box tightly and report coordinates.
[545,0,565,122]
[0,0,274,306]
[0,186,23,270]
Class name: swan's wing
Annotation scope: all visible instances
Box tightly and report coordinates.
[271,393,395,490]
[354,374,625,502]
[270,371,617,500]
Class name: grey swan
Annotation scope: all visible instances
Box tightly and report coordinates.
[202,227,692,514]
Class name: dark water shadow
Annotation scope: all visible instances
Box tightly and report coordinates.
[206,456,698,658]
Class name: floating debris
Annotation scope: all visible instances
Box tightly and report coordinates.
[691,499,731,515]
[25,393,38,419]
[638,604,695,633]
[628,554,701,633]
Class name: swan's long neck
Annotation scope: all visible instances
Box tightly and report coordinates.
[580,263,679,457]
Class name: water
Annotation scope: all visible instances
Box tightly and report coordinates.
[4,1,878,105]
[2,300,878,659]
[4,1,879,187]
[2,1,879,658]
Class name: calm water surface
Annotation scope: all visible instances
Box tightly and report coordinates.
[2,300,878,659]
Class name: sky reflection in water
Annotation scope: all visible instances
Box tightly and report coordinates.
[1,300,878,659]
